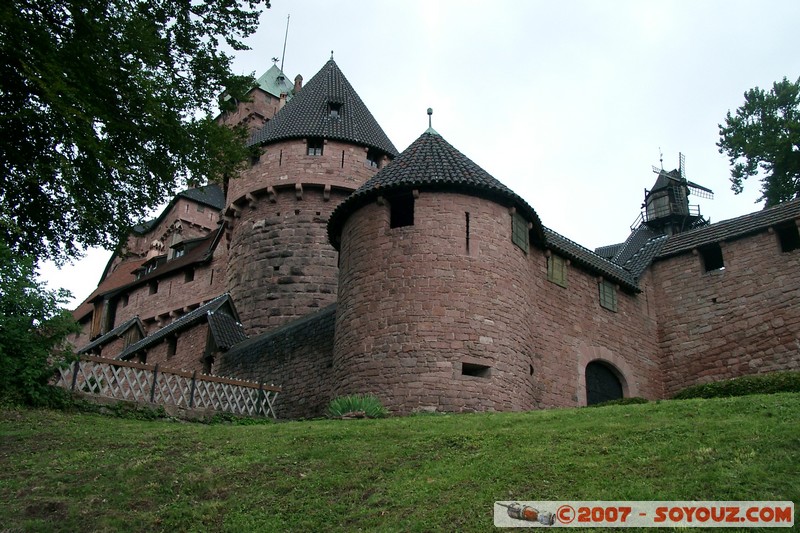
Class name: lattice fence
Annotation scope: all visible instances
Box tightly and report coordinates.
[55,355,280,418]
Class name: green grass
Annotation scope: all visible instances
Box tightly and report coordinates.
[1,394,798,532]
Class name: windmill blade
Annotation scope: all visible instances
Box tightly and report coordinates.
[687,180,714,199]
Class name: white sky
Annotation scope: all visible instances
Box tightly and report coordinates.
[39,0,800,308]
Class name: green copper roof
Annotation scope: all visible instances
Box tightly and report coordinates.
[254,64,295,99]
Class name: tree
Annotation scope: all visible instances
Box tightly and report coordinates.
[0,240,79,405]
[0,0,270,263]
[718,77,800,207]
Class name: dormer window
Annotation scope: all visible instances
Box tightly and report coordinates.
[174,247,185,259]
[307,138,324,156]
[328,102,342,118]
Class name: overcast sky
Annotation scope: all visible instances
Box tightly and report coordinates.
[40,0,800,308]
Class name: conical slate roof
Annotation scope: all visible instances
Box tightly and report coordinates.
[328,130,544,248]
[248,60,398,157]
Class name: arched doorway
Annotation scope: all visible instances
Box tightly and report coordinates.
[585,361,623,405]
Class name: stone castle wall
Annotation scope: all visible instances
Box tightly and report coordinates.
[225,138,384,336]
[217,305,336,419]
[227,138,386,206]
[113,238,229,335]
[529,256,663,407]
[333,192,538,413]
[226,186,350,335]
[652,227,800,397]
[330,189,671,413]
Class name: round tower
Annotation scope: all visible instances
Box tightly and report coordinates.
[225,60,398,335]
[328,128,545,414]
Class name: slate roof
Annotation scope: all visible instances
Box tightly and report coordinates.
[119,294,246,359]
[656,197,800,259]
[132,184,224,234]
[543,228,640,291]
[76,316,145,354]
[594,243,623,260]
[328,130,545,248]
[248,60,398,157]
[223,304,337,364]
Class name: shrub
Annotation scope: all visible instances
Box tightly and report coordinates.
[328,394,387,419]
[588,397,649,408]
[673,371,800,400]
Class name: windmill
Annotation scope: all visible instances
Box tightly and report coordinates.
[642,152,714,235]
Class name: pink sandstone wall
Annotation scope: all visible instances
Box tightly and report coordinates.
[225,138,385,335]
[226,186,349,335]
[651,227,800,397]
[333,192,538,414]
[529,256,663,407]
[113,238,229,336]
[334,191,665,414]
[141,323,210,373]
[226,138,387,205]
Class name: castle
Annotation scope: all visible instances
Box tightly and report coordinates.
[70,59,800,418]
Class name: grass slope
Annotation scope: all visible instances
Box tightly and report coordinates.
[1,394,798,532]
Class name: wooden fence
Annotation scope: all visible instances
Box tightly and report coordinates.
[55,355,281,418]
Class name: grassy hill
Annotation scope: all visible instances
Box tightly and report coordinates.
[1,394,798,532]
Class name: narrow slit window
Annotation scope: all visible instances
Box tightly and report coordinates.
[776,222,800,252]
[167,336,177,358]
[465,212,470,253]
[390,193,414,228]
[307,138,323,156]
[700,243,724,272]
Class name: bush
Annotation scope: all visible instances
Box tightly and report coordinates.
[673,371,800,400]
[0,242,79,407]
[328,394,387,419]
[588,397,649,408]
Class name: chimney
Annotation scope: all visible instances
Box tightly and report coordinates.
[279,92,287,110]
[294,74,303,94]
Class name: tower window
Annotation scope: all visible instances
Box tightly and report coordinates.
[776,222,800,252]
[547,254,568,288]
[598,280,617,312]
[148,281,159,295]
[121,294,129,308]
[328,102,342,118]
[184,268,195,282]
[366,148,381,168]
[307,138,323,156]
[511,211,529,253]
[699,243,724,272]
[390,193,414,228]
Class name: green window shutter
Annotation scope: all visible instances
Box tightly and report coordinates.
[547,254,567,287]
[511,211,529,253]
[599,280,618,312]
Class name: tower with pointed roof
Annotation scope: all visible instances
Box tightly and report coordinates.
[328,128,546,412]
[224,59,398,335]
